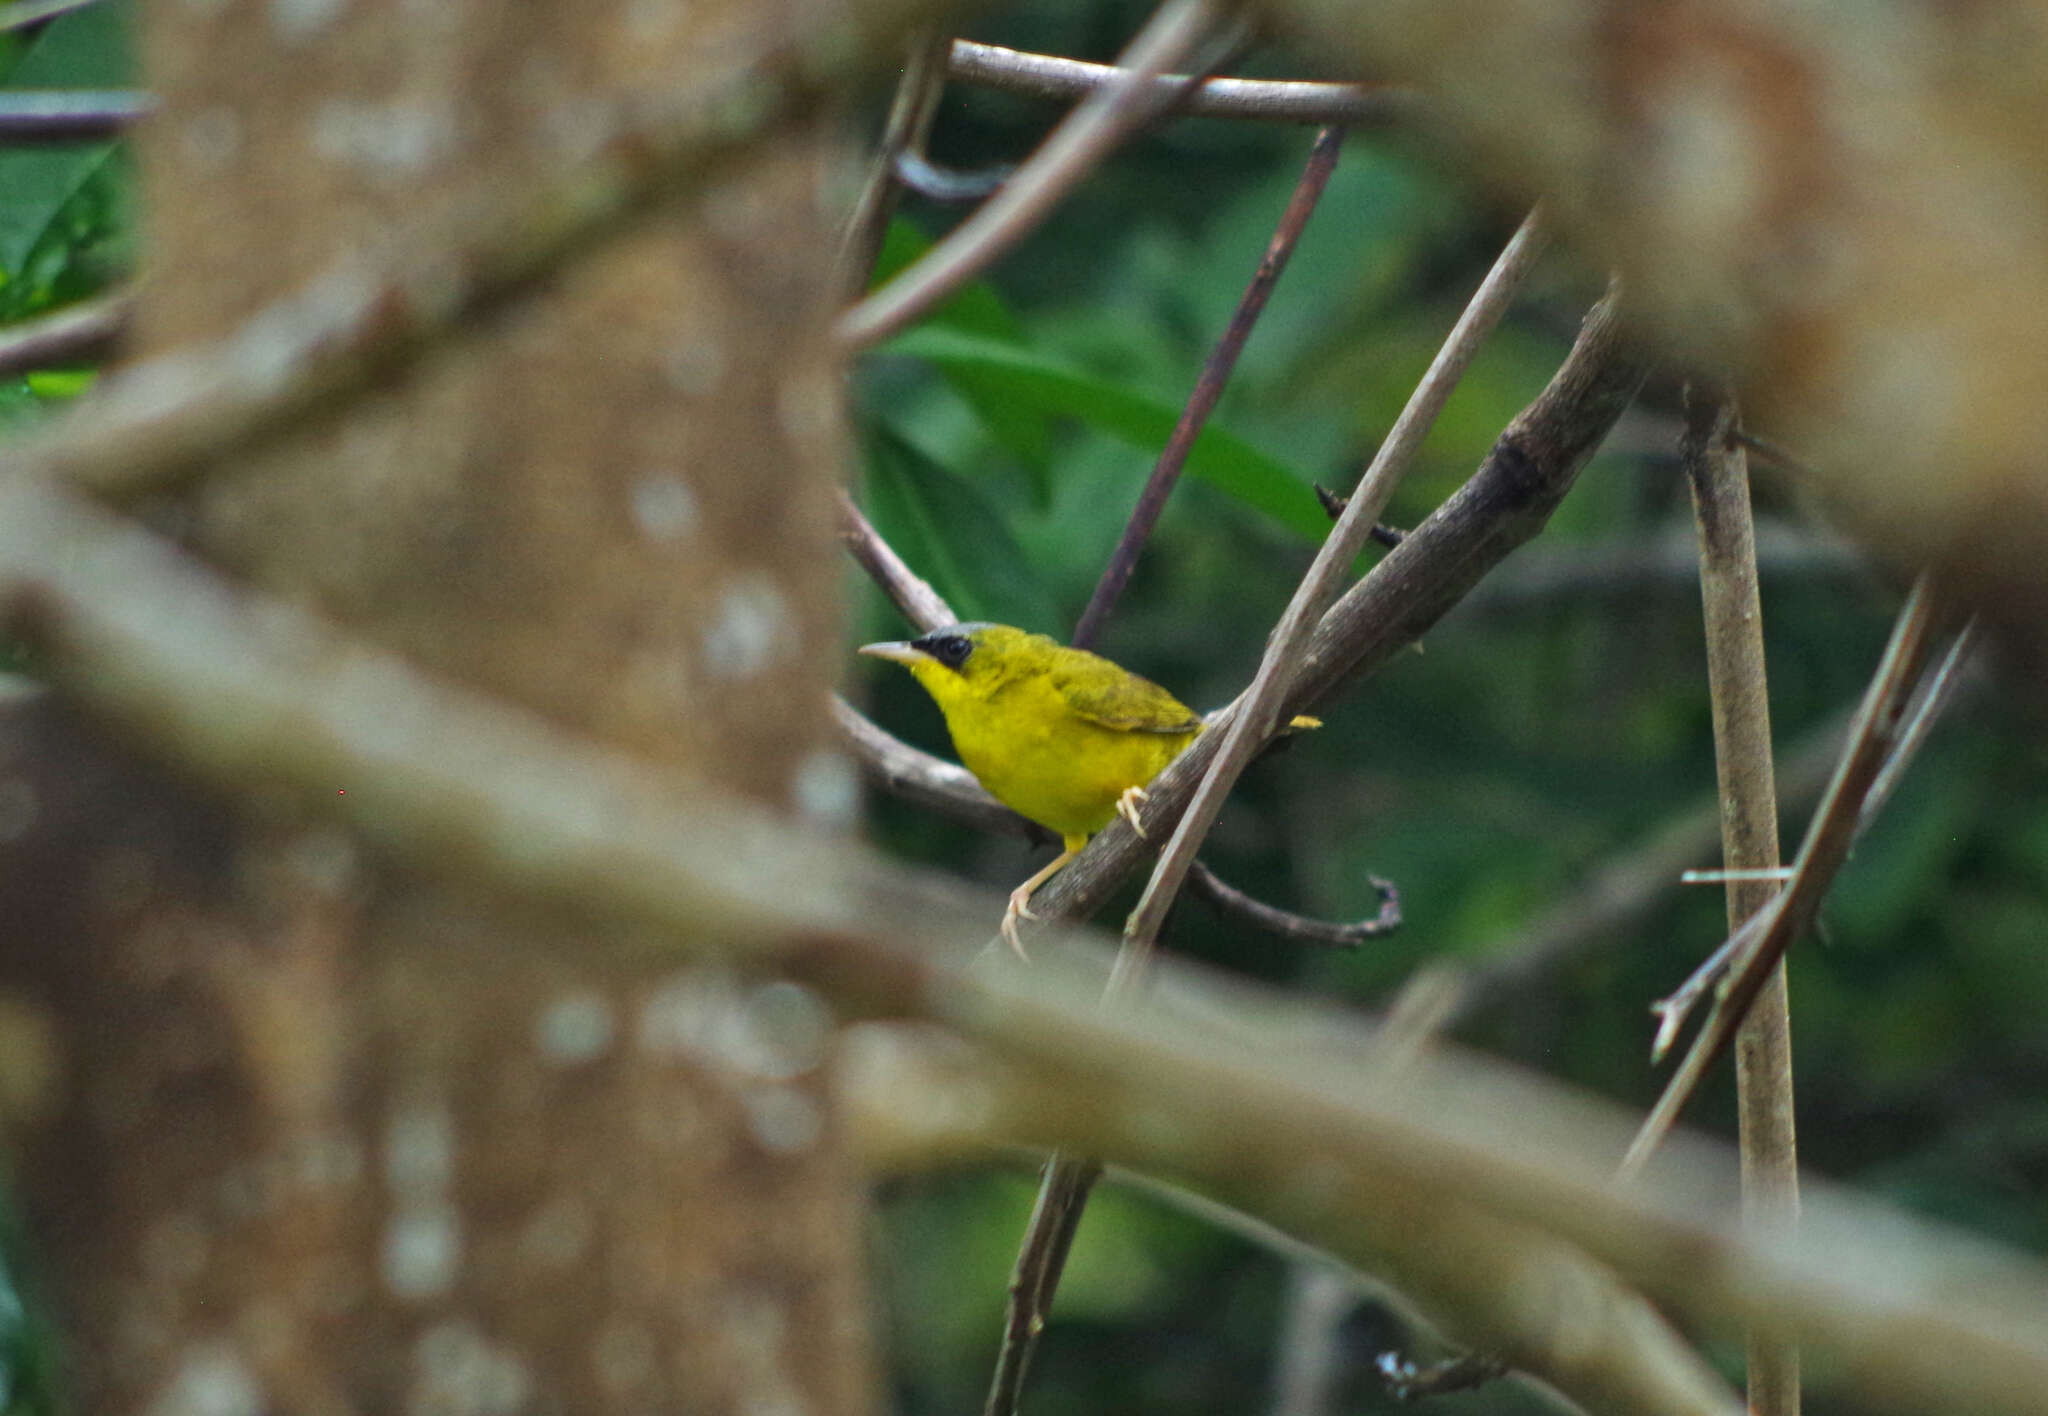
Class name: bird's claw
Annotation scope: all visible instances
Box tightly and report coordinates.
[1001,890,1037,961]
[1116,786,1150,837]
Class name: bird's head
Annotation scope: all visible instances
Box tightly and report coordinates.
[858,622,1040,703]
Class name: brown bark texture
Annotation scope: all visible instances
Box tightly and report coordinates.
[0,2,872,1414]
[1273,0,2048,666]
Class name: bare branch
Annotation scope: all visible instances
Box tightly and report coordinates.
[1074,125,1346,649]
[985,210,1548,1416]
[1621,573,1963,1175]
[835,0,1219,351]
[947,40,1421,126]
[1683,387,1799,1415]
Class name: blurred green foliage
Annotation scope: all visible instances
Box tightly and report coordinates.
[845,4,2048,1414]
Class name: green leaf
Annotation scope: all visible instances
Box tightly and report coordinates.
[859,424,1060,633]
[884,325,1329,540]
[0,0,130,285]
[871,220,1053,481]
[871,217,1020,341]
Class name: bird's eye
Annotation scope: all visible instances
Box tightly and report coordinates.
[915,632,974,670]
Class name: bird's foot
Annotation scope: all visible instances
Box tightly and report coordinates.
[1116,785,1150,836]
[1001,888,1037,961]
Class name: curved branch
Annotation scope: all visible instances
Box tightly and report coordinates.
[1186,860,1399,946]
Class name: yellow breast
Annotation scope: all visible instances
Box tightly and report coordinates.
[916,659,1196,845]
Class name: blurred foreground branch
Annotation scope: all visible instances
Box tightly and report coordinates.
[0,475,2046,1414]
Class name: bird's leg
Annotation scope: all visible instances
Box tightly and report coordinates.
[1116,785,1150,837]
[1001,846,1078,961]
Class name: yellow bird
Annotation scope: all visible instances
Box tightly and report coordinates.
[860,622,1202,957]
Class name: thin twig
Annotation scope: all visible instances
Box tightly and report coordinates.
[1072,124,1346,650]
[1620,572,1959,1177]
[1683,387,1799,1416]
[947,40,1421,126]
[1449,703,1854,1025]
[1187,859,1398,944]
[834,23,954,303]
[0,88,151,140]
[0,291,130,379]
[984,212,1548,1416]
[1269,1268,1356,1416]
[835,487,952,632]
[836,0,1218,351]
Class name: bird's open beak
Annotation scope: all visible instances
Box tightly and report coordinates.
[858,640,931,666]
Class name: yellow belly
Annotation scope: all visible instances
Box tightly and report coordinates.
[946,697,1194,843]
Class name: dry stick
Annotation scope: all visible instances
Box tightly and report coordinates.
[985,210,1548,1416]
[835,0,1218,351]
[833,22,954,303]
[0,291,130,379]
[948,39,1421,127]
[1683,389,1799,1416]
[1618,572,1957,1177]
[1072,124,1346,650]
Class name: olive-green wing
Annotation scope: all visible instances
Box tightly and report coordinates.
[1050,652,1202,735]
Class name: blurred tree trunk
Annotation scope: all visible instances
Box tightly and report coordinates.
[0,2,871,1413]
